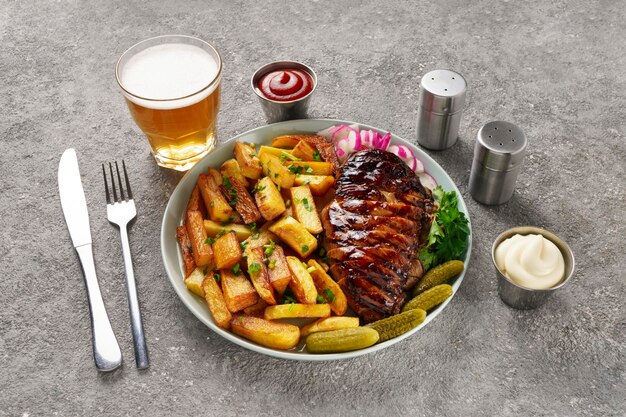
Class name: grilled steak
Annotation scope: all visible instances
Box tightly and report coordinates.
[322,149,435,323]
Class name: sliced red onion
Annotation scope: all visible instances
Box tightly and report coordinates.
[379,133,391,150]
[417,172,438,191]
[347,130,362,151]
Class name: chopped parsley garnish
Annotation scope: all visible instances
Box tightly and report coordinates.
[302,198,313,212]
[251,232,260,240]
[215,229,227,239]
[240,241,248,251]
[228,198,238,206]
[213,273,221,283]
[210,201,215,207]
[301,244,310,254]
[281,152,301,162]
[323,288,335,303]
[204,237,215,245]
[287,164,303,175]
[231,263,241,275]
[312,150,322,161]
[304,165,314,174]
[282,288,297,304]
[263,239,276,256]
[222,177,233,189]
[268,259,277,270]
[316,295,325,304]
[248,262,261,273]
[418,186,470,270]
[202,267,208,275]
[251,184,266,194]
[247,222,257,231]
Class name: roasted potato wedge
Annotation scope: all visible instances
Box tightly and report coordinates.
[307,260,348,315]
[204,220,252,241]
[286,161,333,176]
[207,167,223,186]
[291,140,318,161]
[242,229,277,254]
[198,173,233,222]
[234,142,262,180]
[264,303,330,320]
[230,315,300,350]
[184,267,206,297]
[176,225,196,277]
[271,134,326,148]
[257,145,295,160]
[268,216,317,258]
[220,158,249,188]
[243,298,268,317]
[290,185,323,234]
[294,175,335,196]
[220,269,259,313]
[259,152,296,189]
[300,316,360,337]
[212,231,243,270]
[185,210,214,267]
[253,176,286,221]
[186,185,206,216]
[267,245,292,295]
[202,274,232,329]
[247,247,277,305]
[286,256,318,304]
[222,176,261,224]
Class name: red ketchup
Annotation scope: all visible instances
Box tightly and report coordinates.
[257,69,313,102]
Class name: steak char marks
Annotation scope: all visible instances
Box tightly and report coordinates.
[322,149,435,323]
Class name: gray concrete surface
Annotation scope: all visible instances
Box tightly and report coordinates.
[1,0,624,416]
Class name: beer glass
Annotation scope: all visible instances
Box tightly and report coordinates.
[116,35,222,171]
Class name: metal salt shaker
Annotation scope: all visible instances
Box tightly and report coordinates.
[468,121,527,205]
[416,69,467,150]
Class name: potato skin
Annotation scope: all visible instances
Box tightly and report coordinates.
[230,315,300,350]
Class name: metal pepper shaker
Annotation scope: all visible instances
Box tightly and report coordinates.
[468,121,527,205]
[416,69,467,150]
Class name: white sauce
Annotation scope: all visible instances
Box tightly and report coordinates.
[495,234,565,289]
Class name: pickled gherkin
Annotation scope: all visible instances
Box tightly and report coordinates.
[306,327,379,353]
[413,260,464,296]
[365,309,426,343]
[402,284,453,313]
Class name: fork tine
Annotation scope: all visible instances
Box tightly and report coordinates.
[102,164,111,204]
[109,162,118,202]
[122,160,133,200]
[115,162,125,201]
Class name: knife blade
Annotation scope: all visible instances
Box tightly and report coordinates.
[58,149,123,372]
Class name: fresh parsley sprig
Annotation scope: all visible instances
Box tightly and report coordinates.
[418,186,470,271]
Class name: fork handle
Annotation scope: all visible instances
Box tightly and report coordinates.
[119,225,150,369]
[75,244,123,372]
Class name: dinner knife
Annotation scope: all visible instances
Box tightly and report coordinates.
[58,149,123,372]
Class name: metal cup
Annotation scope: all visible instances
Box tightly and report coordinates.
[251,61,317,124]
[492,226,575,309]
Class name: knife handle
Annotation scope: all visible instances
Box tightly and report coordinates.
[76,244,123,372]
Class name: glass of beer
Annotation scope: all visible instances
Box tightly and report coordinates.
[116,35,222,171]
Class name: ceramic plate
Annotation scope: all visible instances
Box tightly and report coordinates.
[161,119,472,361]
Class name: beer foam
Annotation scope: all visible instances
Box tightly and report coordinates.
[119,43,220,109]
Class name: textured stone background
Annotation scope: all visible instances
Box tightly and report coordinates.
[1,0,624,416]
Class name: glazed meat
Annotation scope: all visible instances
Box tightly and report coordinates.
[322,149,435,323]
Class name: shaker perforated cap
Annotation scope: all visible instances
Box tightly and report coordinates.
[474,121,527,172]
[419,69,467,114]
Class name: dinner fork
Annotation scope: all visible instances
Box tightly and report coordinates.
[102,161,149,370]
